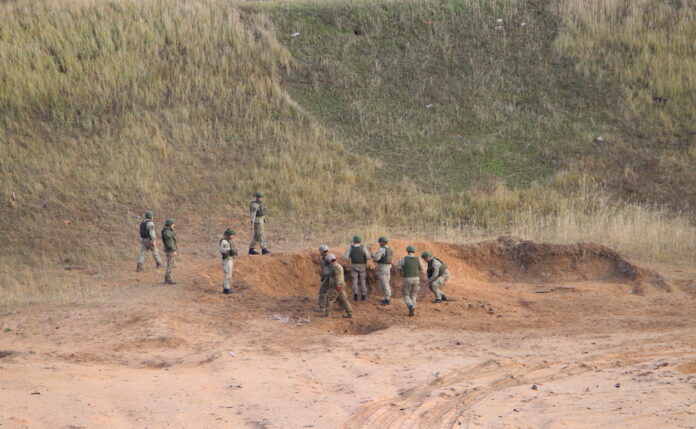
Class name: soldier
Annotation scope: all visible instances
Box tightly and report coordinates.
[136,210,162,272]
[316,244,331,312]
[344,235,371,301]
[249,191,270,255]
[161,218,178,285]
[220,228,238,294]
[396,245,425,316]
[372,236,393,305]
[323,254,353,318]
[422,251,450,303]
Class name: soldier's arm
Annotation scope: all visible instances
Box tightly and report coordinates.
[147,222,157,242]
[230,241,238,257]
[220,240,230,254]
[364,247,371,260]
[372,247,383,261]
[249,202,258,224]
[429,260,441,283]
[343,248,351,259]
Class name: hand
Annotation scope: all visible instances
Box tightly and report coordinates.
[150,241,156,248]
[335,286,341,291]
[173,252,178,257]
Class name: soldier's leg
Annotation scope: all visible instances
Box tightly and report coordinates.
[411,281,421,309]
[402,280,414,308]
[336,289,353,317]
[257,222,267,250]
[152,245,162,267]
[323,289,338,316]
[249,227,258,250]
[350,268,360,296]
[431,277,444,300]
[384,268,392,300]
[318,277,331,309]
[137,241,147,265]
[222,259,231,291]
[165,252,176,283]
[359,266,367,296]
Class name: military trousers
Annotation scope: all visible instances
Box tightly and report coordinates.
[430,269,450,299]
[222,258,234,290]
[138,238,162,266]
[165,252,176,281]
[318,275,331,310]
[350,264,367,295]
[376,264,392,300]
[323,286,353,317]
[249,220,267,250]
[402,277,421,309]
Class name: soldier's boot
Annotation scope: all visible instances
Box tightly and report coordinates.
[156,261,162,269]
[249,248,260,255]
[361,294,366,301]
[441,295,448,301]
[164,277,177,285]
[343,313,353,319]
[432,298,442,304]
[408,306,415,317]
[353,294,359,301]
[381,299,391,306]
[136,263,143,272]
[262,248,271,255]
[223,288,234,295]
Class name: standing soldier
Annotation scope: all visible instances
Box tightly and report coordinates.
[344,235,371,301]
[136,210,162,272]
[249,191,271,255]
[316,244,331,312]
[220,228,238,294]
[396,245,425,317]
[372,236,393,305]
[422,251,450,303]
[161,218,178,285]
[323,254,353,318]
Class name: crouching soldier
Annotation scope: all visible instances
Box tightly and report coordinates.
[396,245,425,316]
[422,251,450,303]
[316,244,331,312]
[161,218,177,285]
[323,254,353,318]
[220,228,238,294]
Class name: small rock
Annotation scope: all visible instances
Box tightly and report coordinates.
[31,391,40,395]
[595,136,604,143]
[614,383,621,388]
[290,32,301,38]
[496,18,503,23]
[531,384,537,390]
[426,104,434,109]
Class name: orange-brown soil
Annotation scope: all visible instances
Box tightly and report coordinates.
[1,237,695,428]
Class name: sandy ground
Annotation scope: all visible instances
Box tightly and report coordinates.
[1,238,695,428]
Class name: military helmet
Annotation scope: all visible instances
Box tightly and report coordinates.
[421,251,432,259]
[318,244,329,253]
[352,235,362,243]
[378,236,388,244]
[325,253,337,262]
[165,218,175,226]
[255,191,265,198]
[224,228,235,236]
[144,210,154,219]
[406,245,416,253]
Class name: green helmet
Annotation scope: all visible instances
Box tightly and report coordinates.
[406,245,416,253]
[421,251,432,259]
[165,218,175,226]
[224,228,235,236]
[378,236,388,244]
[255,191,265,198]
[353,235,362,243]
[144,210,154,219]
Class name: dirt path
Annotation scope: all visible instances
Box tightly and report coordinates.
[1,238,695,428]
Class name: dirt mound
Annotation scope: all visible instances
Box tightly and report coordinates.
[233,236,669,298]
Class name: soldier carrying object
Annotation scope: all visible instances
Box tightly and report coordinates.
[249,191,271,255]
[136,210,162,272]
[220,228,239,295]
[344,235,371,302]
[323,254,353,318]
[316,244,331,312]
[161,218,178,285]
[422,251,450,303]
[372,236,393,305]
[396,245,425,317]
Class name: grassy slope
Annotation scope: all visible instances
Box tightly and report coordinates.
[1,0,695,302]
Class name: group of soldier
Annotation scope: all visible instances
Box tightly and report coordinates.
[136,191,451,317]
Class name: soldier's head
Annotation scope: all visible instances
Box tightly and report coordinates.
[255,191,264,201]
[165,218,175,228]
[406,245,416,254]
[352,235,362,244]
[318,244,329,256]
[325,253,337,264]
[224,228,235,238]
[144,210,154,220]
[378,236,388,246]
[421,251,433,261]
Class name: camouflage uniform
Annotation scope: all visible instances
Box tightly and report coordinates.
[137,219,162,268]
[220,236,238,292]
[372,245,393,301]
[427,257,450,300]
[344,244,371,297]
[249,199,268,252]
[318,254,331,310]
[324,263,353,317]
[396,254,425,312]
[161,224,177,284]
